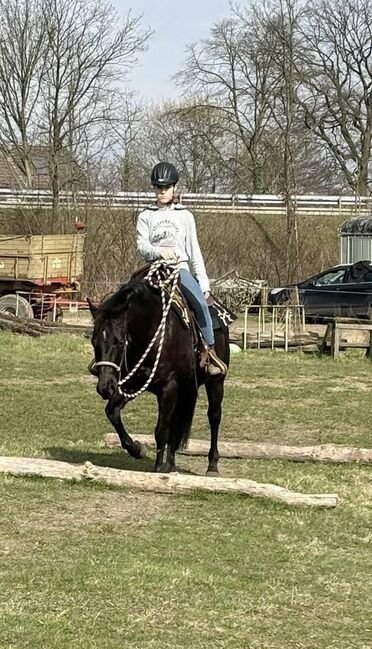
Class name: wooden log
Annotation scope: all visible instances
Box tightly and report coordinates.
[0,313,91,337]
[0,456,338,508]
[104,433,372,464]
[0,315,42,337]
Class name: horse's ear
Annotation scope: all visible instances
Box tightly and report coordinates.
[86,297,98,318]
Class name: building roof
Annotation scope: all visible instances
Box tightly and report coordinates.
[0,146,89,190]
[340,216,372,235]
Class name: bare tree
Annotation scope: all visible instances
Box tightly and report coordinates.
[107,91,147,191]
[140,99,231,192]
[38,0,151,220]
[298,0,372,195]
[255,0,304,280]
[179,13,280,193]
[0,0,46,187]
[72,90,147,193]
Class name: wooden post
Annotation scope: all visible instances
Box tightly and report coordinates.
[258,306,261,349]
[293,288,300,331]
[368,330,372,360]
[330,323,340,358]
[243,306,248,351]
[262,304,266,334]
[320,323,332,354]
[284,307,289,352]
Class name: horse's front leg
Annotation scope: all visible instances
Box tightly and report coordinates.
[205,378,224,475]
[105,395,147,460]
[154,378,178,473]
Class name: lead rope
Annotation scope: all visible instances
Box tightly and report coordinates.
[117,260,180,400]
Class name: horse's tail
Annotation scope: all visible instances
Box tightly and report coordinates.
[174,376,198,451]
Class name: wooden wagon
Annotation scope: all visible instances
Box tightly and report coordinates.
[0,234,85,319]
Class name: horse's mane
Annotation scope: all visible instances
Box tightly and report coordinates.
[94,278,156,324]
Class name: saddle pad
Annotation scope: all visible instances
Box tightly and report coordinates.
[210,298,237,329]
[171,295,237,331]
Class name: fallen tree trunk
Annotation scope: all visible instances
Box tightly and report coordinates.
[0,313,91,337]
[0,314,42,336]
[104,433,372,464]
[0,456,338,508]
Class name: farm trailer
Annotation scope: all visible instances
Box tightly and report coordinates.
[0,234,85,319]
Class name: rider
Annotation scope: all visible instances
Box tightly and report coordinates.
[136,161,227,376]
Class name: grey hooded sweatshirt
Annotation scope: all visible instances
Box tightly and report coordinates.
[136,203,210,293]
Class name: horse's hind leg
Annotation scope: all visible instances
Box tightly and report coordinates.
[105,396,147,460]
[154,379,178,473]
[205,378,225,475]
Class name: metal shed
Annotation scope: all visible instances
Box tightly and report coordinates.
[340,216,372,263]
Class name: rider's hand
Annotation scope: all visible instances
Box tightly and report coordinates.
[204,291,213,306]
[159,247,178,261]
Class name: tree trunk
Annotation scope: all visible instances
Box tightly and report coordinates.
[104,434,372,464]
[0,456,338,508]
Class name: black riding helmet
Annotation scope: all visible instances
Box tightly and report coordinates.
[151,161,179,187]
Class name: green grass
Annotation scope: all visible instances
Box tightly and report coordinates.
[0,331,371,648]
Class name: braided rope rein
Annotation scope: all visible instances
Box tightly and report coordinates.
[117,260,181,400]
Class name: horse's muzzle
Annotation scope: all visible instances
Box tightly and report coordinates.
[97,382,117,400]
[96,371,118,400]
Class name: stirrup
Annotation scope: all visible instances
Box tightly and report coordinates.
[199,347,227,375]
[207,363,223,376]
[208,349,227,375]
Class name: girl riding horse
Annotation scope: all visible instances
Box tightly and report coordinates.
[136,161,227,376]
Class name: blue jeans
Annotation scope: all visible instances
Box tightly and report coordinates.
[179,269,214,346]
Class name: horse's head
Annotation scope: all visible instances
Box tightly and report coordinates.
[88,288,131,400]
[88,280,158,400]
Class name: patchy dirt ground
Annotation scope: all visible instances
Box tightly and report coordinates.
[4,490,171,535]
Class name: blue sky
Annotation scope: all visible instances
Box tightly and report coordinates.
[112,0,232,101]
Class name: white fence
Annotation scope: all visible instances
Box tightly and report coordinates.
[0,188,372,215]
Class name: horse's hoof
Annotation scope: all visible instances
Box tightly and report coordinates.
[206,469,219,477]
[129,441,147,459]
[135,442,147,459]
[156,463,176,474]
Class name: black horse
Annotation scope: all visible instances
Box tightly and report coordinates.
[89,270,229,474]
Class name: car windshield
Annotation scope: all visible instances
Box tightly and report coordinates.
[313,269,346,286]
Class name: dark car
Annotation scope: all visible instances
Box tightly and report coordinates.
[269,260,372,320]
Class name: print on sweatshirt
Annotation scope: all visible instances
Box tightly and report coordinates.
[151,218,181,247]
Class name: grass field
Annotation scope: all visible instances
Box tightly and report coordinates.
[0,330,371,649]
